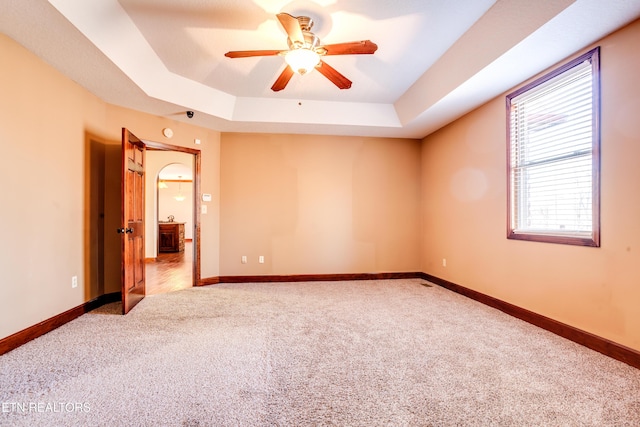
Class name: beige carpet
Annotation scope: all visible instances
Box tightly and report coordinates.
[1,279,639,426]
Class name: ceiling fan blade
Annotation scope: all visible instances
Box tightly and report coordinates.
[315,60,352,90]
[225,50,282,58]
[277,13,304,46]
[271,66,295,92]
[322,40,378,55]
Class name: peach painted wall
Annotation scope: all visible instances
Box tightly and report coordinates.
[420,20,640,351]
[0,33,105,340]
[220,133,421,276]
[0,33,220,340]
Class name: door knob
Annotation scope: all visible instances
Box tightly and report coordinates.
[125,228,134,234]
[117,228,125,234]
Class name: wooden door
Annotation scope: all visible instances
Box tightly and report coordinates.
[120,128,146,314]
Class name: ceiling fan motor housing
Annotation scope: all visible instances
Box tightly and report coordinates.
[287,32,320,50]
[287,17,320,51]
[297,16,314,32]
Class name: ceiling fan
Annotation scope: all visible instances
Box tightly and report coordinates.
[224,13,378,92]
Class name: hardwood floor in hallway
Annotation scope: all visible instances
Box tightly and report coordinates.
[145,241,193,295]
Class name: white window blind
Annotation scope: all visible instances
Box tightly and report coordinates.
[507,47,600,246]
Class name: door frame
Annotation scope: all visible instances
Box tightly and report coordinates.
[146,140,202,287]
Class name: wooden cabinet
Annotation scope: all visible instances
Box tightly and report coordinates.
[158,222,185,252]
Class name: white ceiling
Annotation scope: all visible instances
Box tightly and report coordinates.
[2,0,640,139]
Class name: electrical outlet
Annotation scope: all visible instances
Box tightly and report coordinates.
[442,258,447,267]
[259,256,264,264]
[241,256,247,264]
[71,276,78,288]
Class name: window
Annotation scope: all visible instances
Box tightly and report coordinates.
[507,47,600,247]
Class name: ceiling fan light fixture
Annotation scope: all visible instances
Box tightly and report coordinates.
[284,48,320,75]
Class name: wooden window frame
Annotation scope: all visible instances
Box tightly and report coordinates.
[506,47,601,247]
